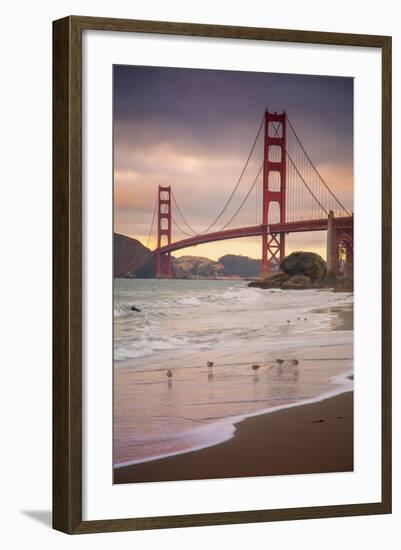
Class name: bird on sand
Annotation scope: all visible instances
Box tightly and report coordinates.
[275,359,285,365]
[166,369,173,378]
[290,359,299,366]
[252,364,260,372]
[207,360,214,371]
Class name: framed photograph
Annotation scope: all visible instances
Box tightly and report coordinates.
[53,16,392,534]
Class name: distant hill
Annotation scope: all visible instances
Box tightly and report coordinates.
[113,233,155,278]
[114,233,261,278]
[218,254,261,277]
[174,256,224,279]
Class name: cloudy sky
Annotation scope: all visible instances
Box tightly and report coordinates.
[114,65,353,261]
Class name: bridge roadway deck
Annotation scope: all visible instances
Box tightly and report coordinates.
[155,216,353,254]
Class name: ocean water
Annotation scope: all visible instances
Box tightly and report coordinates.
[113,279,353,467]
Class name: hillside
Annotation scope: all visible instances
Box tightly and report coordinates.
[174,256,224,279]
[113,233,155,278]
[113,233,261,278]
[218,254,261,277]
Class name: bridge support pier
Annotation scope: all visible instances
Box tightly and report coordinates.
[156,185,173,278]
[326,210,334,271]
[262,231,285,272]
[156,251,172,278]
[327,212,354,277]
[262,110,287,272]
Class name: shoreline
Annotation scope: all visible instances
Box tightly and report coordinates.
[114,284,353,479]
[314,304,353,332]
[114,390,353,484]
[114,370,352,470]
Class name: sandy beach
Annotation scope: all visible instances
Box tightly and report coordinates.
[114,280,353,482]
[114,391,353,483]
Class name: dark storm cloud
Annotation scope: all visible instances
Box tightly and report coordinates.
[114,65,353,159]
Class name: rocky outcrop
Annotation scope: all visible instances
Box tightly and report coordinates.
[280,251,327,281]
[248,251,352,292]
[248,272,289,289]
[282,275,312,290]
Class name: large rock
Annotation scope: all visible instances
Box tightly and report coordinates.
[248,272,290,289]
[280,252,327,281]
[247,251,351,292]
[282,275,312,290]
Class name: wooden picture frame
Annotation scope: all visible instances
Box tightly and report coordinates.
[53,15,392,534]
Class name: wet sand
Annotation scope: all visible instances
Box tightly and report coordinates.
[114,390,353,484]
[315,305,353,331]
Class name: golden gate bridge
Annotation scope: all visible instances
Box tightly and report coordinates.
[145,110,353,278]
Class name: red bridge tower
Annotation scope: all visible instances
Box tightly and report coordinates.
[262,110,286,272]
[156,185,173,278]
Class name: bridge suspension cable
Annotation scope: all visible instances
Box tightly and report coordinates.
[163,113,266,239]
[148,110,352,249]
[198,113,265,234]
[171,190,198,235]
[219,163,264,231]
[145,196,158,248]
[218,115,282,231]
[270,120,329,216]
[287,116,351,216]
[171,213,197,237]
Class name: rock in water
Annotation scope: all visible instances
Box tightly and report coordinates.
[280,251,327,281]
[248,271,289,289]
[247,251,342,290]
[282,275,312,290]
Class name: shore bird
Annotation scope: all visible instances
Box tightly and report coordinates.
[290,359,299,366]
[207,360,214,371]
[252,364,260,372]
[166,369,173,379]
[275,359,285,365]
